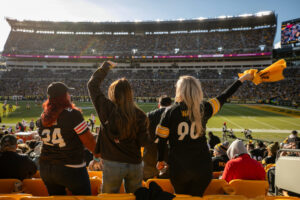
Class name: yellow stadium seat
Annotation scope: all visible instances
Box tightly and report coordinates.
[0,197,17,200]
[20,197,76,200]
[203,179,231,196]
[0,179,22,193]
[98,193,135,200]
[32,171,40,178]
[173,196,202,200]
[145,179,175,194]
[89,178,101,196]
[22,179,48,196]
[266,196,300,200]
[87,171,103,180]
[0,194,31,200]
[229,179,268,198]
[212,172,222,179]
[203,194,247,200]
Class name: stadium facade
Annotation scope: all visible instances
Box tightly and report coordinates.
[1,11,298,105]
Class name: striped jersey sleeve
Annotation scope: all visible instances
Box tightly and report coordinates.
[208,98,221,116]
[74,120,88,135]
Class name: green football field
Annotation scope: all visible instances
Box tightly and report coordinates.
[1,101,299,143]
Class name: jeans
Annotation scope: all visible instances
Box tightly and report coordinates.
[40,162,91,195]
[102,159,143,193]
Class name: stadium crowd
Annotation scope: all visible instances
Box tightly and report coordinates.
[4,28,275,56]
[0,67,299,103]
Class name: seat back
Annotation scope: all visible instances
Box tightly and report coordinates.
[0,179,22,193]
[89,178,101,196]
[87,171,102,180]
[212,172,222,179]
[98,193,135,200]
[32,171,40,178]
[203,179,230,196]
[0,194,31,200]
[203,194,247,200]
[22,179,48,196]
[145,179,175,194]
[229,179,268,198]
[275,155,300,194]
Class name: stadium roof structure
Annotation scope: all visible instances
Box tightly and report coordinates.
[6,12,276,33]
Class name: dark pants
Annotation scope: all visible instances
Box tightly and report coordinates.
[40,162,91,195]
[169,151,212,197]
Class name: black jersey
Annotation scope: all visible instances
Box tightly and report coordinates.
[38,108,88,165]
[157,80,242,162]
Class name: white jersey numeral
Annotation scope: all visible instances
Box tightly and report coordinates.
[177,122,200,140]
[41,128,66,148]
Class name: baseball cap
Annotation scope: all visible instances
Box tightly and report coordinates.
[0,134,17,150]
[47,82,74,98]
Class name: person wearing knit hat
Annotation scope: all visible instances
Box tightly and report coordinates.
[212,143,229,172]
[222,139,265,183]
[262,142,279,166]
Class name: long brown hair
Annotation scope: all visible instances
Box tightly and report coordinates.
[108,78,141,140]
[41,93,79,127]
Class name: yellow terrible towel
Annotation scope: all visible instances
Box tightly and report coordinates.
[238,59,287,85]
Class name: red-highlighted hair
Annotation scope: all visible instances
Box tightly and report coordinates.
[41,93,80,127]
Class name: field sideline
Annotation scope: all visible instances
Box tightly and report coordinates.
[1,101,299,143]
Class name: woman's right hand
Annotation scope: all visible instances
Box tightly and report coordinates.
[238,72,254,83]
[107,61,117,69]
[156,161,167,170]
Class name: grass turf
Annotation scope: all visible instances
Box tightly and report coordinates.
[1,101,299,143]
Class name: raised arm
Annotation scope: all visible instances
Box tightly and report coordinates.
[87,61,117,124]
[207,73,253,116]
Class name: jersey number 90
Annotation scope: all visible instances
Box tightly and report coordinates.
[177,122,200,140]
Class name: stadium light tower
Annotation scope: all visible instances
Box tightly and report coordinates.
[259,45,266,51]
[132,48,138,55]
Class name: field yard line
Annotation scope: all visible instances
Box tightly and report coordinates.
[218,115,244,129]
[222,107,279,130]
[236,106,300,128]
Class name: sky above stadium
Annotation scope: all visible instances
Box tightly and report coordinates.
[0,0,299,51]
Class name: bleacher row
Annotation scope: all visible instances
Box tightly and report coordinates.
[0,170,298,200]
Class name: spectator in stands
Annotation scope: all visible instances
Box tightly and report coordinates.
[212,142,229,172]
[88,61,150,193]
[29,119,35,131]
[143,95,172,181]
[262,142,279,166]
[208,131,221,149]
[37,82,99,195]
[222,139,266,183]
[156,73,254,196]
[250,141,267,161]
[282,130,300,149]
[0,134,37,180]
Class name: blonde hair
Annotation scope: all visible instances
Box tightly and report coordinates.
[175,76,204,136]
[108,78,139,140]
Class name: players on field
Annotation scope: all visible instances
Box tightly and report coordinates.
[37,82,99,195]
[156,72,254,196]
[88,61,151,193]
